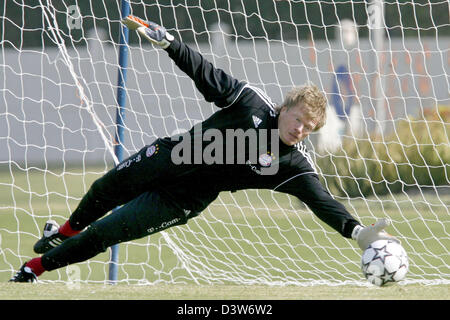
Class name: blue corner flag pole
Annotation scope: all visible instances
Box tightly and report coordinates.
[109,0,130,285]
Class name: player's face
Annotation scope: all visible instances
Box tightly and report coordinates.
[278,103,317,146]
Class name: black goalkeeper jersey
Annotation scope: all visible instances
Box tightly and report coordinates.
[153,39,360,239]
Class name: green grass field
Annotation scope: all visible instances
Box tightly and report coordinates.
[0,283,448,300]
[0,164,449,299]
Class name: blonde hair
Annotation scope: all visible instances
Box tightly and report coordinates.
[276,83,327,131]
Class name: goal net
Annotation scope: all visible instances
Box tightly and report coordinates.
[1,0,448,286]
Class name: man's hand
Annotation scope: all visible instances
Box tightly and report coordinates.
[121,15,174,49]
[352,218,400,250]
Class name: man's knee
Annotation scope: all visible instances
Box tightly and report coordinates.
[86,223,120,252]
[41,225,110,271]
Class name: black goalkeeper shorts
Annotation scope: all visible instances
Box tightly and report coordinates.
[68,139,188,231]
[91,190,189,241]
[41,191,189,271]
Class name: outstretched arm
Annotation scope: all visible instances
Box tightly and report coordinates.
[277,173,361,238]
[165,40,246,108]
[122,16,246,109]
[277,173,399,249]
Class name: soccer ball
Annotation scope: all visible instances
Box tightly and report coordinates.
[361,239,409,286]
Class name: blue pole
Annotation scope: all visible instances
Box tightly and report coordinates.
[109,0,130,285]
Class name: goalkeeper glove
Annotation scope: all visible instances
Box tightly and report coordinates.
[121,15,174,49]
[352,218,400,250]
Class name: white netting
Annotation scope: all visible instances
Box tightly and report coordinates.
[0,0,448,285]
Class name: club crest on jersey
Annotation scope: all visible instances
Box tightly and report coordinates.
[146,144,159,157]
[258,152,275,167]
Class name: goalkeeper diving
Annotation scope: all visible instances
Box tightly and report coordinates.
[10,16,399,282]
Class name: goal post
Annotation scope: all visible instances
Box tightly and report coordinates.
[108,0,131,286]
[0,0,448,286]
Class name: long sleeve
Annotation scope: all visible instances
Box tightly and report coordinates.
[165,39,246,108]
[276,172,361,238]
